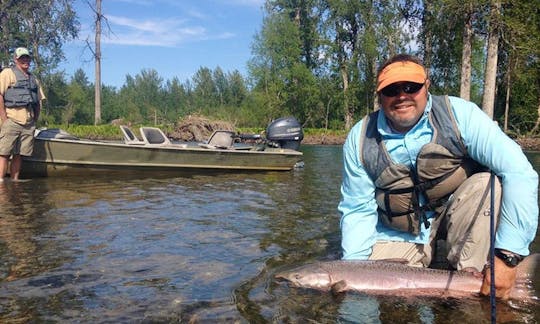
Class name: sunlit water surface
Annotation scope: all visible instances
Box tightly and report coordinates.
[0,146,538,323]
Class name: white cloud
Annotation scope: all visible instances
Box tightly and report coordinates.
[73,1,248,48]
[185,9,207,20]
[107,15,186,33]
[225,0,264,7]
[110,0,154,6]
[101,15,234,47]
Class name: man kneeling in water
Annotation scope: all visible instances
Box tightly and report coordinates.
[338,53,538,300]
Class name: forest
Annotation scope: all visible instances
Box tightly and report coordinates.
[0,0,539,136]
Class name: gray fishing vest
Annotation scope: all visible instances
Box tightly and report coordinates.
[359,95,480,235]
[3,67,39,109]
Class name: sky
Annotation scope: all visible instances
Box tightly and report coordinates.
[62,0,266,88]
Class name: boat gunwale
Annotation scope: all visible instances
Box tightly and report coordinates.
[34,137,303,156]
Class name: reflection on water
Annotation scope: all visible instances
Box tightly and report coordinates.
[0,146,538,322]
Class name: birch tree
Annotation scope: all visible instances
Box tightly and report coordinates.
[459,2,474,100]
[321,0,362,130]
[94,0,102,125]
[481,0,500,118]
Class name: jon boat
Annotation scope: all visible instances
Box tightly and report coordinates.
[21,117,304,177]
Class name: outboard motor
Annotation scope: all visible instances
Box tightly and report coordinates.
[265,117,303,151]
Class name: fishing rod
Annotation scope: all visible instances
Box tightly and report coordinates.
[489,171,496,324]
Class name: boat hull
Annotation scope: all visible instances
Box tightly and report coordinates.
[21,137,303,177]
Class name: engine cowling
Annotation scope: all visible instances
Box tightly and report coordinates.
[266,117,303,151]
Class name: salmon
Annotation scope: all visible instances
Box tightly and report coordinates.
[275,253,539,300]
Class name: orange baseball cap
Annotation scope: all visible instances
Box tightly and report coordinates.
[376,61,427,92]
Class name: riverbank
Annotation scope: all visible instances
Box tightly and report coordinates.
[514,137,540,152]
[302,133,540,151]
[302,133,346,145]
[51,116,540,151]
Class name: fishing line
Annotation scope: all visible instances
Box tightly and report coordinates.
[489,171,496,323]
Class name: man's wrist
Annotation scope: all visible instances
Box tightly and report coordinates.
[494,249,524,268]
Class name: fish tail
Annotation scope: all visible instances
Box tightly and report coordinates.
[516,253,539,280]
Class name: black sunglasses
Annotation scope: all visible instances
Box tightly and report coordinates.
[380,82,425,97]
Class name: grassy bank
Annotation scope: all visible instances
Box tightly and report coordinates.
[41,124,348,144]
[39,124,540,149]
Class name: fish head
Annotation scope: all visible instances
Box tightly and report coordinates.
[275,263,332,290]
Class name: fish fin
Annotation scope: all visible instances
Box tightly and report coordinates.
[331,280,348,294]
[461,267,483,279]
[376,258,409,264]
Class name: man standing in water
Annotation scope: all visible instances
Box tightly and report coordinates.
[339,53,538,300]
[0,47,45,181]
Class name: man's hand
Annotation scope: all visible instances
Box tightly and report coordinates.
[0,96,7,123]
[480,256,517,300]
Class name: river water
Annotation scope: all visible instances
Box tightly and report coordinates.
[0,145,538,323]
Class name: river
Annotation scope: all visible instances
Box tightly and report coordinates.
[0,145,538,323]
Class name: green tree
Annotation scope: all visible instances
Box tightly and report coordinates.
[117,75,143,124]
[129,69,165,125]
[164,77,190,121]
[3,0,539,133]
[65,69,93,124]
[497,0,540,134]
[0,1,19,65]
[228,70,248,107]
[101,85,122,123]
[192,67,217,114]
[267,0,321,69]
[420,0,467,95]
[40,71,69,124]
[213,67,230,107]
[249,1,322,124]
[320,0,410,128]
[12,0,79,75]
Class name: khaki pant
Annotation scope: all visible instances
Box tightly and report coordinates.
[0,118,36,156]
[369,172,502,271]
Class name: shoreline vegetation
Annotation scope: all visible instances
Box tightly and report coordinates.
[44,115,540,151]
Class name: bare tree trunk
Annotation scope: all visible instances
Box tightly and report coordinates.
[460,5,473,100]
[94,0,102,125]
[372,59,378,111]
[29,23,41,75]
[24,13,42,75]
[341,65,353,130]
[325,97,332,130]
[504,60,511,132]
[482,0,500,119]
[422,0,433,69]
[530,97,540,135]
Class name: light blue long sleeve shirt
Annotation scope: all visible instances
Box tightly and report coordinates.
[339,94,539,260]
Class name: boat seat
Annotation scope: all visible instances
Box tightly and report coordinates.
[35,128,79,140]
[198,130,236,149]
[139,127,172,146]
[120,125,145,145]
